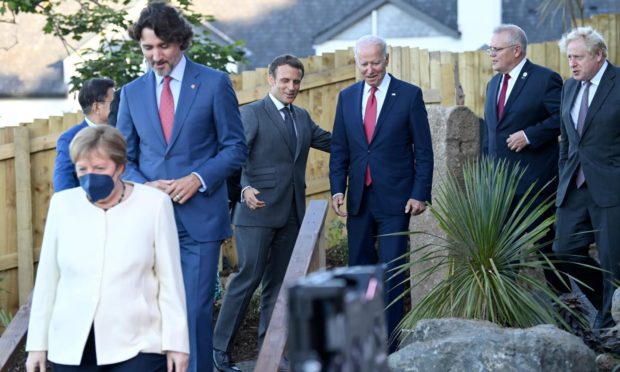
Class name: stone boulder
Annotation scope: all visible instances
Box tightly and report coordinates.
[389,318,596,372]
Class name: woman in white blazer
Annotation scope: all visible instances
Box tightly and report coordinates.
[26,126,189,372]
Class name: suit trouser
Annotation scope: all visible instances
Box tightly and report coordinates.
[178,223,221,372]
[213,203,299,353]
[553,182,620,329]
[51,326,167,372]
[346,185,410,353]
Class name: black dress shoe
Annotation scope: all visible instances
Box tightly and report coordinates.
[213,349,241,372]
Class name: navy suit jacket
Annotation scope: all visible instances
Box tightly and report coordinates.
[116,58,248,242]
[53,120,88,192]
[483,60,562,196]
[329,75,433,216]
[557,62,620,208]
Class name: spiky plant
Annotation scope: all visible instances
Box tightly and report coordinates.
[396,157,577,331]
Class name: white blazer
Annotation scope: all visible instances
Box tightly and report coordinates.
[26,183,189,365]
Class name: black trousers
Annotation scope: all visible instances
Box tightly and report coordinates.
[51,327,167,372]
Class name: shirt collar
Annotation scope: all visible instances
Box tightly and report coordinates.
[507,57,527,80]
[84,116,101,127]
[155,54,187,85]
[364,73,391,94]
[268,93,288,111]
[587,60,608,87]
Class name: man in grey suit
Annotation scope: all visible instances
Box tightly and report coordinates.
[213,54,331,371]
[554,26,620,330]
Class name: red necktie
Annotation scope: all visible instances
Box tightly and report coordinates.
[159,76,174,143]
[497,73,510,120]
[364,86,377,186]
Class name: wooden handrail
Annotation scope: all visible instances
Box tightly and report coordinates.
[255,200,329,371]
[0,294,31,371]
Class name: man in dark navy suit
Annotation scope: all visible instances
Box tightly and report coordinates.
[329,35,434,352]
[53,78,115,192]
[555,27,620,330]
[483,24,563,291]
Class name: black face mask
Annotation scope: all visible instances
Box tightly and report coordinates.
[79,173,115,202]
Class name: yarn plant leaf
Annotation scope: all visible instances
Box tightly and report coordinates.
[395,157,577,331]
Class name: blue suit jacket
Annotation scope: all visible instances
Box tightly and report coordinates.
[53,120,88,192]
[483,60,562,196]
[329,75,434,215]
[116,58,248,242]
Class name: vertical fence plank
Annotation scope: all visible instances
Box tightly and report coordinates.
[409,48,421,86]
[418,49,431,90]
[440,52,457,106]
[13,127,33,306]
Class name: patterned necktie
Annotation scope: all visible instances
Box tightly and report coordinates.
[497,74,510,120]
[575,81,591,188]
[281,106,297,153]
[159,76,174,143]
[364,86,377,186]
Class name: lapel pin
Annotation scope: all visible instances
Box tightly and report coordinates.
[191,84,196,89]
[391,93,396,96]
[521,72,528,79]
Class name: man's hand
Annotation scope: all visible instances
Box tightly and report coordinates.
[25,351,47,372]
[243,187,266,210]
[167,351,189,372]
[405,198,426,216]
[506,130,528,152]
[332,194,347,217]
[165,174,202,204]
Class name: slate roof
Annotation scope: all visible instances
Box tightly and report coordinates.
[197,0,458,71]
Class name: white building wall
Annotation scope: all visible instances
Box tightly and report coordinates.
[314,0,502,55]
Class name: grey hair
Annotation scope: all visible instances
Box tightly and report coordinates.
[558,26,607,58]
[493,24,528,54]
[354,35,388,61]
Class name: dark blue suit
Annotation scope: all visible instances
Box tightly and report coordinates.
[483,60,562,291]
[53,121,88,192]
[483,60,562,196]
[116,58,247,372]
[329,75,433,351]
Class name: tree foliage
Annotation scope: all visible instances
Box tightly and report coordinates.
[538,0,586,31]
[1,0,245,92]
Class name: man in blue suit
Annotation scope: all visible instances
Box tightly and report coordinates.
[482,24,563,291]
[116,4,247,372]
[53,78,115,192]
[329,35,433,353]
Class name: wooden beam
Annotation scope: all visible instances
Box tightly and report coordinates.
[255,200,328,372]
[0,294,31,372]
[13,127,34,306]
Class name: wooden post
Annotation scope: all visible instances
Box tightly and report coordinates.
[255,200,328,371]
[13,127,33,306]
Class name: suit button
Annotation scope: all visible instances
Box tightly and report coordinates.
[367,150,371,153]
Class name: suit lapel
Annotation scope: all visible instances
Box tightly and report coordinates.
[263,97,295,156]
[563,78,581,137]
[143,72,167,147]
[291,105,304,161]
[167,60,199,152]
[501,60,531,121]
[352,82,367,145]
[582,63,616,137]
[486,74,501,128]
[372,75,397,142]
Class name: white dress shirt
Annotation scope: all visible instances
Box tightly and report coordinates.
[571,60,608,127]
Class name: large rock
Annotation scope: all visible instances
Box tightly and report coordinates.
[389,318,596,372]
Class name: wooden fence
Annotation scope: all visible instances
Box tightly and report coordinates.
[0,12,618,318]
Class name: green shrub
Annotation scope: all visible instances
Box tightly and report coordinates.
[397,157,579,331]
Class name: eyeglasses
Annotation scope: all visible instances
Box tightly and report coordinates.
[485,45,516,55]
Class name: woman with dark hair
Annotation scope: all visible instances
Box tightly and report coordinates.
[26,126,189,372]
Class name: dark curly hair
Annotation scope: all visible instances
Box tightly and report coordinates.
[129,2,193,51]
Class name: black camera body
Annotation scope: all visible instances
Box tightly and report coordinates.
[288,265,389,372]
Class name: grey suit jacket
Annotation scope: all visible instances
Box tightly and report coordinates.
[557,62,620,208]
[233,96,331,228]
